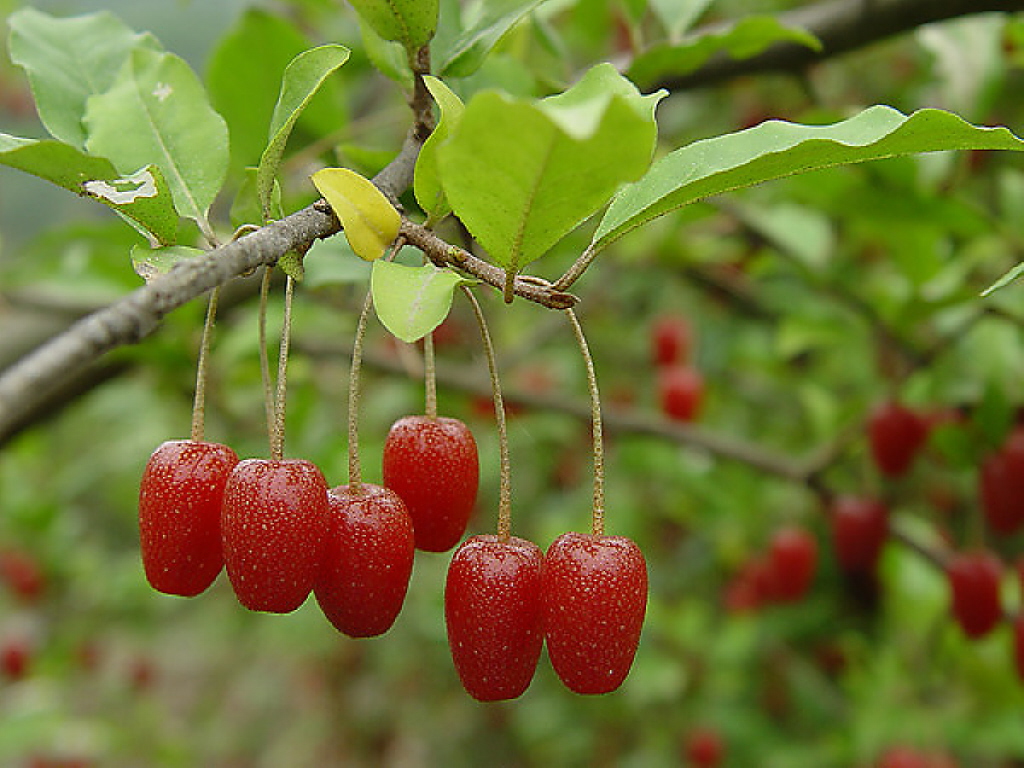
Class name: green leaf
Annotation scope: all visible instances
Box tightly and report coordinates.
[256,45,350,222]
[85,47,229,226]
[590,106,1024,256]
[649,0,715,40]
[360,21,413,87]
[207,9,346,176]
[371,260,475,343]
[7,7,159,148]
[231,167,282,230]
[628,16,821,87]
[130,244,204,283]
[347,0,439,53]
[982,261,1024,296]
[436,0,549,78]
[414,77,464,225]
[438,63,663,281]
[0,133,179,245]
[311,167,401,261]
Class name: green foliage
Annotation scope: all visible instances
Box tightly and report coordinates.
[371,260,476,342]
[347,0,439,54]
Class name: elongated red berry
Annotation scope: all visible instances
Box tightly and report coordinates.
[658,365,704,422]
[651,314,692,367]
[979,428,1024,535]
[221,458,328,613]
[830,496,889,572]
[138,440,238,597]
[684,726,725,767]
[445,535,544,701]
[946,550,1002,639]
[542,532,647,695]
[382,415,479,552]
[315,483,414,638]
[768,526,817,602]
[868,400,929,478]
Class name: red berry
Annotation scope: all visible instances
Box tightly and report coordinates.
[221,458,328,613]
[0,548,46,603]
[684,726,725,767]
[768,527,817,602]
[445,535,544,701]
[658,365,704,422]
[946,550,1002,639]
[868,400,929,477]
[0,637,32,680]
[138,440,239,596]
[877,746,929,768]
[314,483,415,638]
[830,496,889,572]
[542,532,647,695]
[651,314,692,367]
[382,416,479,552]
[979,428,1024,535]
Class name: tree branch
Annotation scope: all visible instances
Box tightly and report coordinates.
[654,0,1024,92]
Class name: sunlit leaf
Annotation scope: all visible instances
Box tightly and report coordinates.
[371,260,476,343]
[414,77,464,225]
[311,167,401,261]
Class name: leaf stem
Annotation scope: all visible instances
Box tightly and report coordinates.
[189,287,220,443]
[270,276,295,462]
[258,267,276,453]
[566,308,605,536]
[462,287,512,541]
[424,331,438,419]
[347,289,374,488]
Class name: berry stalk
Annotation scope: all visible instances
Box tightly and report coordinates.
[566,309,605,536]
[424,330,438,420]
[462,286,512,541]
[347,289,374,488]
[258,267,277,445]
[269,275,295,462]
[189,287,221,443]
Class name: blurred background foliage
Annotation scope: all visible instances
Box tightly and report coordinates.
[4,0,1024,766]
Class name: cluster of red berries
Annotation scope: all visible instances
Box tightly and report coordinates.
[652,314,704,422]
[725,526,818,612]
[139,413,648,699]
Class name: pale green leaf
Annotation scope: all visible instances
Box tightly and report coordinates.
[414,77,464,225]
[436,0,549,77]
[311,167,401,261]
[371,261,476,343]
[7,7,159,148]
[628,16,821,87]
[649,0,716,40]
[360,21,413,86]
[438,64,663,278]
[130,244,203,282]
[348,0,439,52]
[0,133,179,245]
[982,261,1024,296]
[85,48,229,225]
[257,45,349,222]
[591,106,1024,256]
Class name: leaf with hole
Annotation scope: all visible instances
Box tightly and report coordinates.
[85,47,229,226]
[312,168,401,261]
[256,45,349,223]
[438,63,663,283]
[590,106,1024,257]
[0,133,178,245]
[371,261,476,343]
[130,245,203,282]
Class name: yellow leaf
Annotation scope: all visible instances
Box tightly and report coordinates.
[311,167,400,260]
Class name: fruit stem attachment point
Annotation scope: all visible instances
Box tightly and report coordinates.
[463,287,512,541]
[566,309,605,536]
[424,331,438,420]
[269,275,295,462]
[190,286,220,443]
[347,289,374,488]
[258,267,277,452]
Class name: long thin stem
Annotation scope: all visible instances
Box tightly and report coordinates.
[258,267,276,453]
[269,275,295,462]
[347,289,374,488]
[462,287,512,541]
[423,330,438,419]
[566,308,605,536]
[189,287,220,443]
